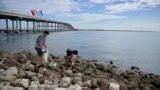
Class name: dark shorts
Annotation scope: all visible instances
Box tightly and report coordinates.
[35,47,44,56]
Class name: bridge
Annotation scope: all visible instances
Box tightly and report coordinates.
[0,11,75,33]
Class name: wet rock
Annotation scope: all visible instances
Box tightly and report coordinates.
[5,67,18,76]
[14,79,29,88]
[60,77,71,87]
[131,66,139,70]
[110,61,113,64]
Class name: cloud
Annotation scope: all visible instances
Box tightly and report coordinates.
[0,0,80,15]
[105,0,160,13]
[105,2,142,13]
[89,0,111,4]
[57,13,126,22]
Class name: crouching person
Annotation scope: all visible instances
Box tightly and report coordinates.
[65,49,78,67]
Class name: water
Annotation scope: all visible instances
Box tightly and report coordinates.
[0,31,160,74]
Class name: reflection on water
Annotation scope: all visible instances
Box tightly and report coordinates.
[0,31,160,74]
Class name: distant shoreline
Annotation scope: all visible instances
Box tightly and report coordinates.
[77,29,160,32]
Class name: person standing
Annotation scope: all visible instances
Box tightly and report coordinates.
[35,31,49,68]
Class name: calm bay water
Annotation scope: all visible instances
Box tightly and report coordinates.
[0,31,160,74]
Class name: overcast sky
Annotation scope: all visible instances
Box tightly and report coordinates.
[0,0,160,31]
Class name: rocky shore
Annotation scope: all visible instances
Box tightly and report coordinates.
[0,50,160,90]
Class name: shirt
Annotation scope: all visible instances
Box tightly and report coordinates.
[35,34,46,48]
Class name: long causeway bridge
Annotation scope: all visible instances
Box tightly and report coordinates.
[0,11,75,33]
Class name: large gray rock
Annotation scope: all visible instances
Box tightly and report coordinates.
[25,71,36,78]
[0,75,17,81]
[39,67,47,74]
[64,70,73,76]
[29,81,39,90]
[73,77,82,84]
[67,84,82,90]
[14,79,29,88]
[60,77,71,87]
[91,79,98,88]
[5,67,18,76]
[38,85,57,90]
[75,81,83,87]
[0,69,5,75]
[44,80,53,85]
[0,86,24,90]
[26,64,35,72]
[83,80,91,88]
[54,88,67,90]
[17,54,27,63]
[49,62,57,70]
[74,73,82,77]
[17,69,26,78]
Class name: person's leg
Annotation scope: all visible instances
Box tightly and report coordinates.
[36,48,44,67]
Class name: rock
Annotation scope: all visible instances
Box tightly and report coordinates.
[31,77,39,81]
[25,71,36,78]
[0,69,5,75]
[130,66,139,70]
[49,62,57,69]
[54,88,67,90]
[73,77,82,84]
[153,78,160,88]
[75,81,83,87]
[17,69,26,78]
[83,80,91,88]
[39,67,47,74]
[91,79,98,88]
[67,84,82,90]
[37,73,43,78]
[44,80,53,85]
[38,85,58,90]
[29,81,39,90]
[74,73,82,77]
[14,79,29,88]
[110,61,113,64]
[0,86,24,90]
[17,58,26,64]
[26,64,35,72]
[60,77,71,87]
[0,75,17,81]
[5,67,18,76]
[64,70,73,76]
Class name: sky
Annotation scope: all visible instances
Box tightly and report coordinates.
[0,0,160,31]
